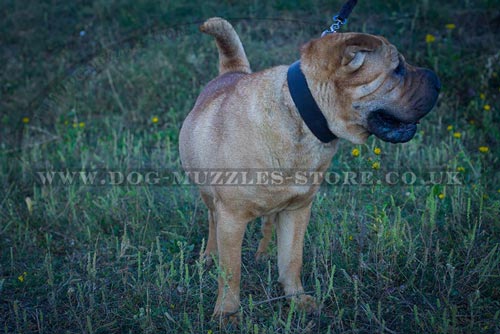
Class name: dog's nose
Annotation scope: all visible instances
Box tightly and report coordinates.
[423,68,441,92]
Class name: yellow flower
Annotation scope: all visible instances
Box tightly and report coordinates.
[438,193,445,199]
[479,93,486,100]
[351,148,360,157]
[483,194,489,200]
[72,123,78,128]
[457,166,465,173]
[79,122,85,128]
[372,162,380,170]
[17,272,27,283]
[445,23,456,30]
[348,235,353,241]
[447,125,453,131]
[152,116,159,124]
[425,34,436,43]
[483,104,491,111]
[453,132,461,139]
[479,146,489,153]
[22,117,30,124]
[373,147,381,155]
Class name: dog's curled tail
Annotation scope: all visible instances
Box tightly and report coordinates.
[200,17,251,75]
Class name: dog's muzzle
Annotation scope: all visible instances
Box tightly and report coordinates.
[367,69,441,143]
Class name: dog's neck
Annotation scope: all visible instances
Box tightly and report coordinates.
[287,61,338,143]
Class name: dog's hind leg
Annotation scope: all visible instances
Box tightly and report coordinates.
[200,193,217,266]
[276,204,318,314]
[202,209,217,266]
[255,214,276,261]
[213,205,250,321]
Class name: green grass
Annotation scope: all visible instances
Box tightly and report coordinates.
[1,0,500,333]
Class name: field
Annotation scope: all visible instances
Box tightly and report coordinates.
[1,0,499,333]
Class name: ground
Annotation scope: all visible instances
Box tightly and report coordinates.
[1,0,499,333]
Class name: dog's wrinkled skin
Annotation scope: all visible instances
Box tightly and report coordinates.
[179,17,440,320]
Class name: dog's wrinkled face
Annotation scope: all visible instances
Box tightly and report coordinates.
[300,32,440,144]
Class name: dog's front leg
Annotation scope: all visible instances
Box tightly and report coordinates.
[276,203,318,313]
[213,205,249,321]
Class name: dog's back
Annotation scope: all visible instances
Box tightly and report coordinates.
[191,72,246,113]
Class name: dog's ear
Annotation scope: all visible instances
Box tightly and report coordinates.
[342,46,368,71]
[299,33,383,80]
[342,35,382,71]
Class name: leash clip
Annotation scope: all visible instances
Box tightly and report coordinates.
[321,15,347,37]
[321,0,358,37]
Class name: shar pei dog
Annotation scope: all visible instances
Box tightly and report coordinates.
[179,17,440,320]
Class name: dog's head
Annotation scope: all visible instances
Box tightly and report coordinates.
[300,32,440,144]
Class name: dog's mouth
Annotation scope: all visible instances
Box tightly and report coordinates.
[367,110,418,143]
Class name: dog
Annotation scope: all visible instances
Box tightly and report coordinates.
[179,17,440,319]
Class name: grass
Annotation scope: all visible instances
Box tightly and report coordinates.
[1,0,500,333]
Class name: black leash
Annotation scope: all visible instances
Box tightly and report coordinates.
[286,0,359,143]
[322,0,358,36]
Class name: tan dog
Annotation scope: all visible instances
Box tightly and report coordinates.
[179,17,440,319]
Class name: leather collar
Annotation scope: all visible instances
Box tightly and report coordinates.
[287,61,337,143]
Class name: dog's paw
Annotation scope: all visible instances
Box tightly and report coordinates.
[294,295,320,314]
[213,297,240,325]
[200,252,216,267]
[212,310,239,326]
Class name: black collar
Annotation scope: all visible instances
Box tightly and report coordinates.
[287,61,337,143]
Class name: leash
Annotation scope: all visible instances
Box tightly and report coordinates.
[322,0,358,36]
[286,0,360,143]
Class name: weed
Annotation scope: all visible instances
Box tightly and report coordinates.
[1,0,499,333]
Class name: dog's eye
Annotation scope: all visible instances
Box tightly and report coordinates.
[394,61,406,76]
